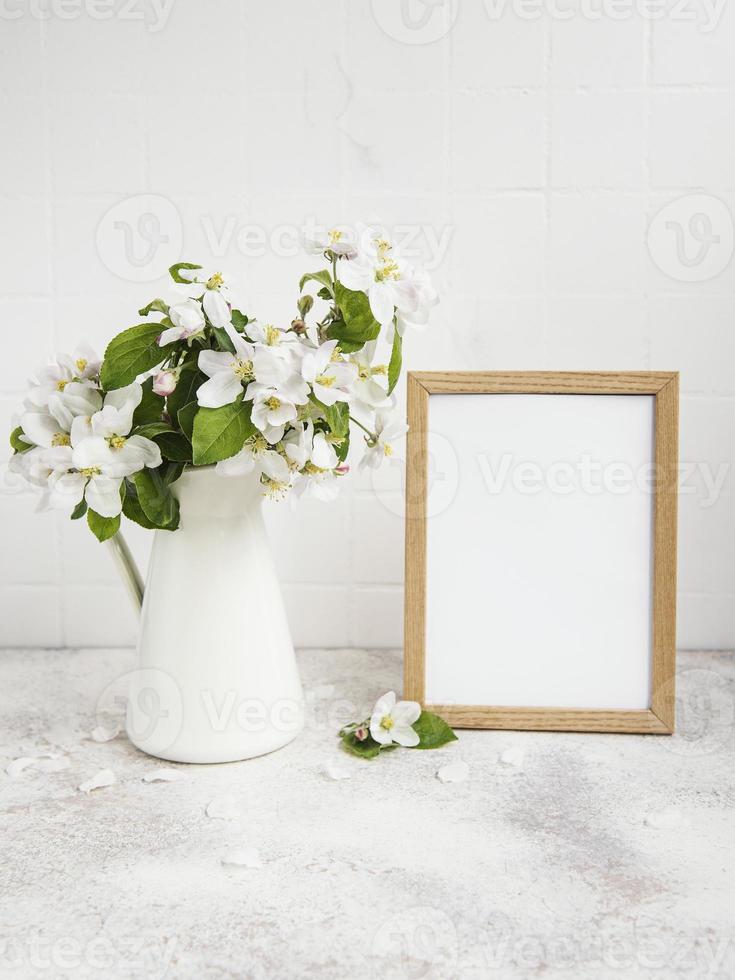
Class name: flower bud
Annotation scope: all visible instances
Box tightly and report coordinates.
[335,464,350,476]
[355,725,368,741]
[291,317,307,335]
[153,371,177,397]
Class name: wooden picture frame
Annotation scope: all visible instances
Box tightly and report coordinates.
[403,372,679,734]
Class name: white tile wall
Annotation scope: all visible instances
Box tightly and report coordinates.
[1,0,734,649]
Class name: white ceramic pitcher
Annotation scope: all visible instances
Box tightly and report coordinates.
[108,467,304,764]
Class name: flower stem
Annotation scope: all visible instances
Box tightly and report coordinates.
[349,416,376,439]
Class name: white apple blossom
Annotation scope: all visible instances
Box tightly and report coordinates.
[179,268,232,328]
[158,299,205,346]
[395,266,439,336]
[369,691,421,747]
[349,349,392,411]
[196,325,294,409]
[304,226,357,259]
[339,233,419,327]
[359,411,408,470]
[216,433,290,484]
[25,346,100,409]
[300,339,356,406]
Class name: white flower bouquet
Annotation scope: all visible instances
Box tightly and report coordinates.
[9,227,437,541]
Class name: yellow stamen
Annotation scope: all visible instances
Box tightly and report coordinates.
[264,324,281,346]
[372,364,388,376]
[304,461,326,476]
[315,373,335,388]
[205,272,224,290]
[380,715,394,731]
[328,228,342,243]
[56,379,69,391]
[80,466,101,478]
[329,346,342,362]
[51,432,71,447]
[75,358,88,374]
[232,358,254,381]
[262,477,289,499]
[265,396,281,411]
[375,259,400,283]
[383,443,393,457]
[374,237,392,258]
[108,435,126,450]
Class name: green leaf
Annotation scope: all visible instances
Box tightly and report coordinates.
[191,398,254,465]
[324,401,349,438]
[132,468,180,530]
[299,268,334,296]
[388,326,402,395]
[10,426,32,454]
[211,325,236,354]
[334,428,350,464]
[231,309,249,332]
[177,400,198,441]
[330,283,381,350]
[122,487,157,530]
[132,378,165,427]
[132,421,172,439]
[155,430,192,463]
[70,499,88,520]
[167,360,204,420]
[340,732,398,759]
[169,262,201,284]
[100,322,174,391]
[138,298,169,317]
[87,508,120,542]
[411,711,458,750]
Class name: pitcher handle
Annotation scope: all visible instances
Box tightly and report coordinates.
[107,531,144,612]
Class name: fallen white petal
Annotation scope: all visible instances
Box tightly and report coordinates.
[324,760,351,781]
[644,807,691,829]
[499,747,525,768]
[142,768,185,783]
[221,846,262,869]
[5,757,36,778]
[78,769,116,793]
[436,760,469,784]
[35,757,70,773]
[90,724,120,743]
[206,795,241,820]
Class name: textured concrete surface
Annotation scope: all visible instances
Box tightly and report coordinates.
[1,648,734,980]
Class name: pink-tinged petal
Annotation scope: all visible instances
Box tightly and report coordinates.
[196,372,242,409]
[390,280,419,314]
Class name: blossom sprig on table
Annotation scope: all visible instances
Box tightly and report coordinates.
[8,227,437,541]
[339,691,458,759]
